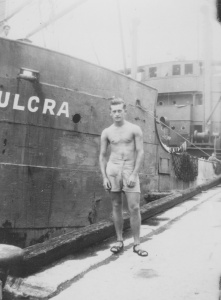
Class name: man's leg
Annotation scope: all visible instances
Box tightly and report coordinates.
[125,192,148,256]
[125,192,141,245]
[111,192,123,242]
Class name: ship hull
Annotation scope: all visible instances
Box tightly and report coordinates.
[0,38,162,246]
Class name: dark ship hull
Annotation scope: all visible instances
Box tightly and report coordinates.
[0,38,196,247]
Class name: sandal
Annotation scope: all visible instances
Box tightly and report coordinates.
[110,241,124,254]
[133,244,148,257]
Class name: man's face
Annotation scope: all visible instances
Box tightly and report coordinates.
[4,27,10,36]
[110,104,126,122]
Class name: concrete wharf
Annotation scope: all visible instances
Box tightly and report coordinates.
[5,184,221,299]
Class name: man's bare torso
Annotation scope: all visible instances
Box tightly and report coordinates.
[105,121,137,164]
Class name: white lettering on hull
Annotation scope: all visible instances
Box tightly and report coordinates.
[13,94,25,111]
[0,91,10,107]
[28,96,40,112]
[57,102,69,118]
[43,99,56,115]
[0,92,70,118]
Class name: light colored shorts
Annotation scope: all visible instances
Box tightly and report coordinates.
[106,160,140,193]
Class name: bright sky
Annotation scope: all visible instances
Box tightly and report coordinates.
[5,0,221,71]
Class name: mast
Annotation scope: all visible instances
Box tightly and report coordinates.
[38,0,46,48]
[201,4,212,131]
[116,0,127,74]
[131,17,139,80]
[25,0,89,39]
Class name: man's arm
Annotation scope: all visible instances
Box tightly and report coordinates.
[127,125,144,187]
[99,129,111,190]
[133,126,144,175]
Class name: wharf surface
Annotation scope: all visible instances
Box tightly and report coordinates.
[5,184,221,299]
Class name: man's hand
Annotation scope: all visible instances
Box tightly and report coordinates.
[103,177,111,191]
[127,173,137,188]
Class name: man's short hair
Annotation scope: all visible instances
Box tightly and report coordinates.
[110,97,126,109]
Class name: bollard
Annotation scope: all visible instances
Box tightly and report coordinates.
[0,245,24,299]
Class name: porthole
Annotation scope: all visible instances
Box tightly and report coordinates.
[136,99,141,107]
[171,126,175,130]
[72,114,81,123]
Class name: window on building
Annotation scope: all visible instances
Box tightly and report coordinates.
[170,93,192,105]
[172,64,181,75]
[184,64,193,75]
[149,67,157,78]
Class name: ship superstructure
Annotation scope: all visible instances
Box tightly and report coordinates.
[140,60,221,157]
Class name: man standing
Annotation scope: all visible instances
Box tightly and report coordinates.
[0,24,11,38]
[99,97,148,256]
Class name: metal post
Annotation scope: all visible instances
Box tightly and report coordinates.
[214,136,217,155]
[201,4,212,131]
[131,18,139,80]
[0,245,24,299]
[116,0,127,74]
[0,280,2,300]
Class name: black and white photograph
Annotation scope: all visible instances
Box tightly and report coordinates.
[0,0,221,299]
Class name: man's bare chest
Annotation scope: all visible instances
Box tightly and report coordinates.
[108,131,134,145]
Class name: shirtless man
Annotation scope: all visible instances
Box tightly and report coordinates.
[99,98,148,256]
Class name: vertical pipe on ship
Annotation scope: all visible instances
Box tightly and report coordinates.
[201,4,212,131]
